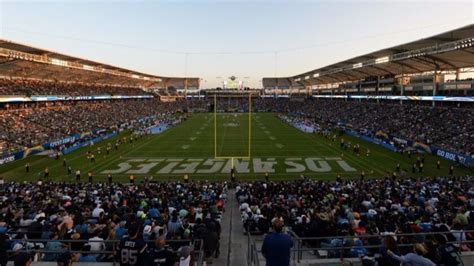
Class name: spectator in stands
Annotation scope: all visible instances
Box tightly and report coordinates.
[77,245,96,262]
[261,219,293,266]
[387,243,435,266]
[9,243,32,266]
[150,237,177,266]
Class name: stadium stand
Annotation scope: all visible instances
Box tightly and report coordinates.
[238,176,474,265]
[0,78,149,96]
[1,176,473,265]
[277,99,474,156]
[263,25,474,98]
[0,181,226,265]
[0,99,186,156]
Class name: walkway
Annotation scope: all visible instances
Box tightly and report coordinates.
[213,189,249,266]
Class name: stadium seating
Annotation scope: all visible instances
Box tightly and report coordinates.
[237,176,473,264]
[1,176,472,264]
[0,99,184,155]
[1,97,472,158]
[0,181,226,264]
[0,78,149,96]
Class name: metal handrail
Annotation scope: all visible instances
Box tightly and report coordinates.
[249,229,474,264]
[287,229,474,241]
[4,238,206,266]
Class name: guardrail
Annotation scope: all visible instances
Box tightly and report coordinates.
[247,229,474,266]
[4,238,205,266]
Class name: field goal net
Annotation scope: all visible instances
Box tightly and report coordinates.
[213,93,252,161]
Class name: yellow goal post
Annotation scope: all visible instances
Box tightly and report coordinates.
[213,93,252,167]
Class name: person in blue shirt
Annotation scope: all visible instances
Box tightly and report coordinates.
[261,219,293,266]
[115,221,128,240]
[148,207,159,219]
[78,245,97,262]
[350,240,368,257]
[42,233,63,261]
[387,243,435,266]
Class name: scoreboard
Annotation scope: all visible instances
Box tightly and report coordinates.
[223,76,243,89]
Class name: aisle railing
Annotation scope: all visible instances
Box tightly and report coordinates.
[247,229,474,266]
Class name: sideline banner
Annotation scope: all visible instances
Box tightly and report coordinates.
[430,146,474,167]
[62,132,117,155]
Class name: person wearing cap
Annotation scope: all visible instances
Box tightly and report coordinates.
[261,219,293,266]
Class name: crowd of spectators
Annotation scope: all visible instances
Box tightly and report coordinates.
[0,99,185,156]
[0,180,226,265]
[236,176,473,264]
[307,100,473,156]
[1,96,472,162]
[0,78,149,96]
[1,175,473,264]
[252,98,474,156]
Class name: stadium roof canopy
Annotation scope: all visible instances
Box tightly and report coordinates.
[263,24,474,87]
[0,39,199,88]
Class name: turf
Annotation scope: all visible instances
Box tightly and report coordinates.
[0,113,470,182]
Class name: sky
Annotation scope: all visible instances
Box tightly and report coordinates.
[0,0,473,88]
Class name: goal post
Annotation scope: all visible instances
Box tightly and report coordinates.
[213,93,252,161]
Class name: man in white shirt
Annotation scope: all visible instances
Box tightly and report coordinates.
[88,229,105,258]
[92,204,104,218]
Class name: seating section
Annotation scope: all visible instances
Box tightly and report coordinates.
[236,176,473,263]
[0,181,226,264]
[0,78,149,96]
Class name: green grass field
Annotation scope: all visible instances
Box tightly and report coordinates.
[0,113,470,182]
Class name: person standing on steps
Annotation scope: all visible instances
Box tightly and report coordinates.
[261,219,293,266]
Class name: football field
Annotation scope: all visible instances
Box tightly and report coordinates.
[0,113,469,182]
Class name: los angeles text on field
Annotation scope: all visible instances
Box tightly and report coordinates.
[99,157,357,175]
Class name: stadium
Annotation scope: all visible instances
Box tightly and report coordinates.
[0,1,473,266]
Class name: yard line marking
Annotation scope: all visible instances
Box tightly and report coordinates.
[276,144,284,149]
[269,136,276,140]
[181,145,190,150]
[190,137,197,141]
[264,131,270,134]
